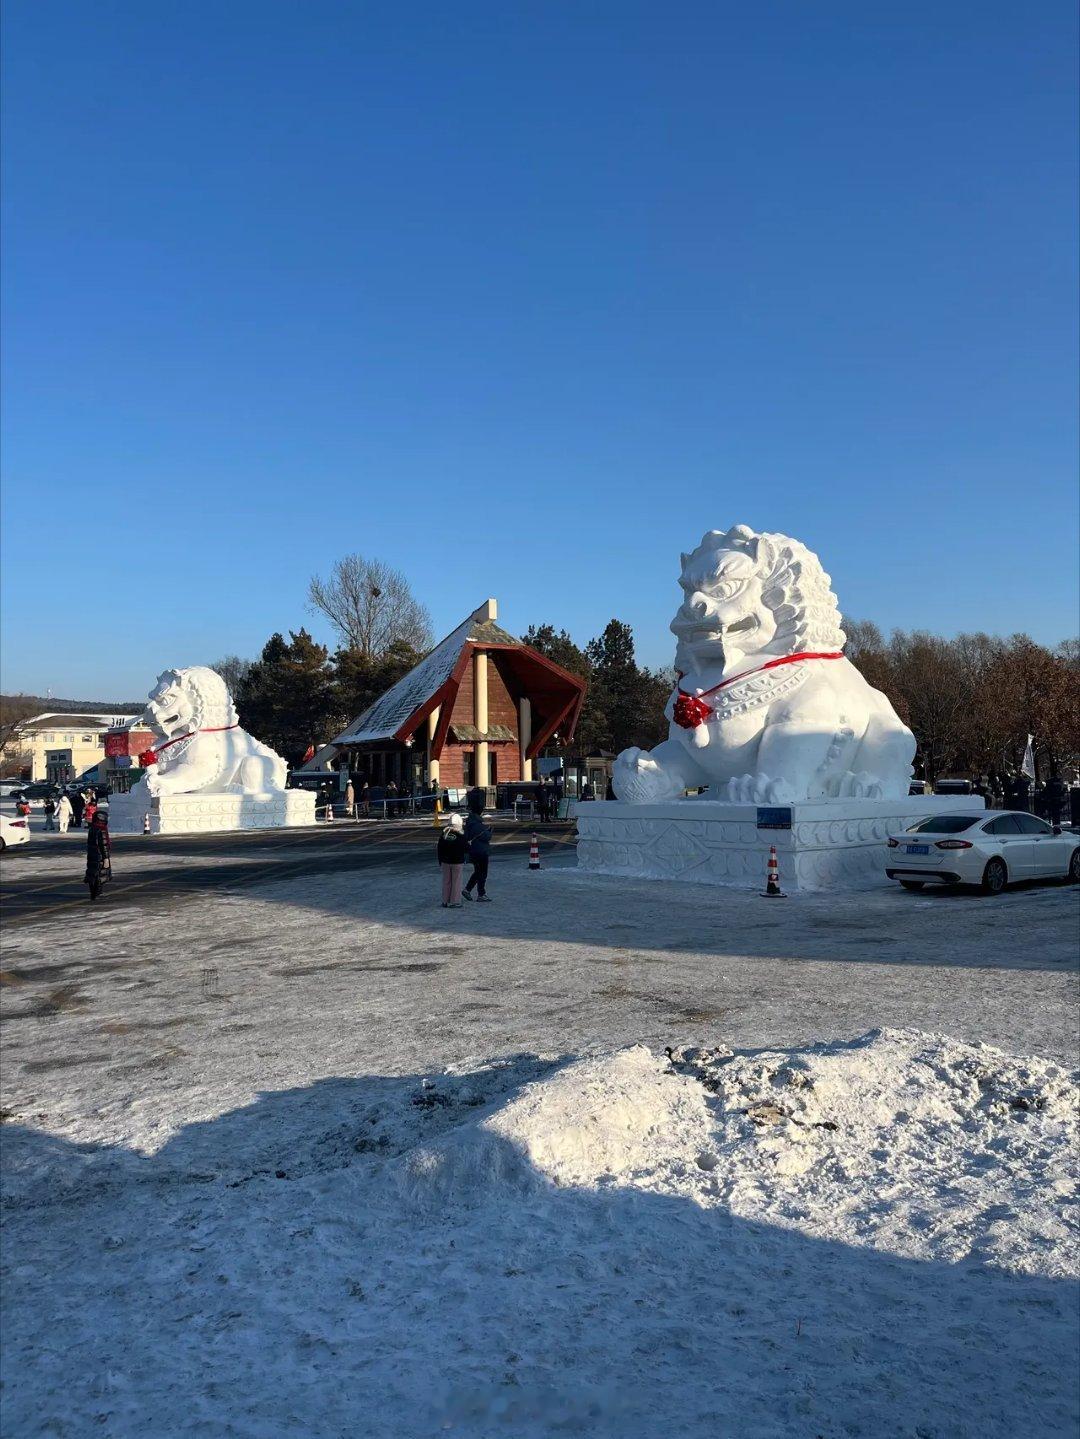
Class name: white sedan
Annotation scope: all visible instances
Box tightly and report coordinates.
[0,814,31,851]
[886,811,1080,895]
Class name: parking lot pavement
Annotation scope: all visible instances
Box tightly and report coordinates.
[0,819,565,922]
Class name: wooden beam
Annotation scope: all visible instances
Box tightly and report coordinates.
[527,691,578,759]
[430,643,475,759]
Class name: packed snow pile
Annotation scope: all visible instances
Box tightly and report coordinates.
[2,1030,1077,1438]
[398,1029,1077,1276]
[664,1027,1079,1275]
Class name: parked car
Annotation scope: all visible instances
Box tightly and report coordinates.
[9,781,60,808]
[886,811,1080,895]
[0,814,31,850]
[0,779,28,797]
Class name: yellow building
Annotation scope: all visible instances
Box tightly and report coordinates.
[5,712,140,784]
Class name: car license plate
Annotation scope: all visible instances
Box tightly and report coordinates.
[906,844,929,855]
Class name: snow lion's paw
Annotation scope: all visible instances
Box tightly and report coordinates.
[836,770,884,800]
[724,774,794,805]
[612,748,681,804]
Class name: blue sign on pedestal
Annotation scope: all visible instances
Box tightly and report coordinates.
[756,806,792,830]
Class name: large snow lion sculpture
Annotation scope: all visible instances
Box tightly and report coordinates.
[130,666,287,799]
[613,526,915,805]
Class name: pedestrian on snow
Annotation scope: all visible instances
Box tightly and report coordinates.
[56,793,73,833]
[359,780,370,817]
[84,811,111,902]
[536,785,549,824]
[437,812,467,907]
[70,790,85,828]
[345,778,355,818]
[43,796,57,830]
[463,794,493,902]
[84,796,98,827]
[16,796,31,819]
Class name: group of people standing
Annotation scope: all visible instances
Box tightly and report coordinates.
[437,792,493,907]
[40,788,99,833]
[535,781,563,822]
[341,779,373,817]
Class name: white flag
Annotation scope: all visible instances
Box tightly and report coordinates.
[1021,735,1036,781]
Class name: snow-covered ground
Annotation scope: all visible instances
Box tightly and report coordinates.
[2,847,1078,1435]
[2,1032,1077,1437]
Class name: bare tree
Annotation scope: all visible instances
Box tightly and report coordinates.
[209,655,254,698]
[308,556,433,660]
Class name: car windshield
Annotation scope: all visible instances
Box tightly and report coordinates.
[911,815,979,833]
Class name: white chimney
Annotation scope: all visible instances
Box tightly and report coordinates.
[472,598,498,622]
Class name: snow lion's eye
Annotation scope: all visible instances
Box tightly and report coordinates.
[713,577,744,601]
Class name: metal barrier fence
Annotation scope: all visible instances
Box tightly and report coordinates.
[319,794,574,822]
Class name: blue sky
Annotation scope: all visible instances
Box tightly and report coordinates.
[2,1,1077,698]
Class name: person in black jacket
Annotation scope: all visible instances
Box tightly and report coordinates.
[70,789,85,829]
[85,811,111,902]
[463,790,493,902]
[437,813,467,907]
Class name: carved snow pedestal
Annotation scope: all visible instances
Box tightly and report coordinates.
[576,797,986,894]
[106,665,316,835]
[109,788,316,836]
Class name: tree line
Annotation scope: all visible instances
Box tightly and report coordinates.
[842,622,1079,784]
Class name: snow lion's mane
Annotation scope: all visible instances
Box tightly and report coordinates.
[702,524,846,655]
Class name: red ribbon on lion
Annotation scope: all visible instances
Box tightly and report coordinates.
[671,652,844,730]
[138,725,239,767]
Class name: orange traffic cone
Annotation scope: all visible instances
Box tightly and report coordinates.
[143,812,151,835]
[325,801,334,823]
[761,845,785,898]
[528,832,541,870]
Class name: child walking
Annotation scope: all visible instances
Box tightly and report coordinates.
[437,812,467,907]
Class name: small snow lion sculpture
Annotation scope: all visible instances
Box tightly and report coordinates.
[613,525,915,805]
[133,666,288,798]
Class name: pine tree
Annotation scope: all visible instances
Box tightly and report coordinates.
[331,640,423,730]
[523,625,589,677]
[236,630,336,763]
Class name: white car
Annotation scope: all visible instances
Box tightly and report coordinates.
[886,811,1080,895]
[0,814,31,850]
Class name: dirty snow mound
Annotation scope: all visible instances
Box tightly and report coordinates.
[668,1026,1079,1275]
[396,1030,1077,1283]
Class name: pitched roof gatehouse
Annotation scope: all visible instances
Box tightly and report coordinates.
[330,599,586,792]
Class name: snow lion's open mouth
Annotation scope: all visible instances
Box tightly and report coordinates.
[671,612,759,641]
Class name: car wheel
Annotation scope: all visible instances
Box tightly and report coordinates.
[981,858,1007,895]
[899,880,925,891]
[1068,849,1080,884]
[0,837,6,852]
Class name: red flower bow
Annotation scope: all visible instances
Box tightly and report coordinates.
[672,692,713,730]
[138,749,158,767]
